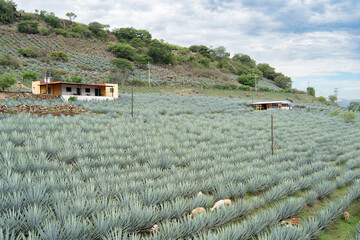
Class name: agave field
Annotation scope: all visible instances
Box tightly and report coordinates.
[0,93,360,239]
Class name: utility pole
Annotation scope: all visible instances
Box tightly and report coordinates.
[271,114,274,155]
[148,62,151,87]
[131,85,134,118]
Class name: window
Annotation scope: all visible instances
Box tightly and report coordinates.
[85,88,90,93]
[66,87,71,92]
[48,87,51,94]
[110,88,114,93]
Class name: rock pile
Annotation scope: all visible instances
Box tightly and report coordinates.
[0,103,91,116]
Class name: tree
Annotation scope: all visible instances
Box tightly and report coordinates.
[328,95,337,103]
[0,0,18,24]
[22,71,37,82]
[147,40,175,65]
[133,54,153,69]
[66,12,76,22]
[88,22,108,40]
[213,46,230,58]
[343,112,356,123]
[110,58,134,85]
[233,54,256,68]
[274,73,292,89]
[0,74,16,91]
[317,96,326,103]
[17,20,39,34]
[348,102,360,111]
[70,75,82,83]
[44,12,61,28]
[237,74,256,86]
[307,87,315,97]
[257,63,277,80]
[107,43,135,60]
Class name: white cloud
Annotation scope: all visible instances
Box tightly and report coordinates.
[15,0,360,98]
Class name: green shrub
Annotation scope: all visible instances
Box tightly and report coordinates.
[258,87,271,92]
[53,28,69,37]
[68,96,77,101]
[50,51,68,61]
[199,57,210,67]
[238,85,251,91]
[317,96,326,103]
[0,55,20,68]
[147,40,175,65]
[22,71,37,82]
[330,110,339,116]
[130,78,146,86]
[44,13,61,28]
[343,112,356,123]
[0,74,16,90]
[237,74,255,86]
[107,43,135,60]
[17,20,39,34]
[39,27,49,36]
[70,75,82,83]
[18,47,38,58]
[22,13,36,20]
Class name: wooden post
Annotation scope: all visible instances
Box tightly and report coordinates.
[271,114,274,155]
[131,85,134,118]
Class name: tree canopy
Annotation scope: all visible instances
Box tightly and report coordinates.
[0,0,18,24]
[307,87,315,97]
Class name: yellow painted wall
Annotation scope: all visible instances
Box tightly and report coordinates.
[104,83,118,98]
[40,85,61,95]
[32,81,41,94]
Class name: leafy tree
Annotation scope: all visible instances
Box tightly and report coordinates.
[0,0,18,24]
[110,58,134,85]
[22,71,37,82]
[233,54,256,68]
[238,74,256,86]
[66,12,77,22]
[0,74,16,91]
[133,54,153,69]
[213,46,230,58]
[70,75,82,83]
[307,87,315,97]
[44,12,61,28]
[328,95,337,103]
[17,20,39,34]
[113,27,151,41]
[348,102,360,112]
[107,43,135,60]
[257,63,277,80]
[147,40,175,65]
[317,96,326,103]
[88,22,108,40]
[274,73,292,89]
[199,57,210,67]
[50,51,68,61]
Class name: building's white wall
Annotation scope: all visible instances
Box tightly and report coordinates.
[61,95,115,101]
[61,84,101,96]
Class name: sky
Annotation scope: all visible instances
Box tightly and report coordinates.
[15,0,360,99]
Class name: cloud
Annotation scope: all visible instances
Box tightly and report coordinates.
[14,0,360,98]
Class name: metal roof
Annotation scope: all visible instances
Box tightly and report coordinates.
[251,101,292,105]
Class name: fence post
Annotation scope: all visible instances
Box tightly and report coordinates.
[271,114,274,155]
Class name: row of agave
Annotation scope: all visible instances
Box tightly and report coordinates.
[0,94,359,239]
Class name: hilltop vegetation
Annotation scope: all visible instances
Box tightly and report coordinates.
[0,0,294,92]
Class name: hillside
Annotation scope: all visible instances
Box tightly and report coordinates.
[0,1,296,94]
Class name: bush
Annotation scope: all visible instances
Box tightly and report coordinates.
[130,78,146,86]
[18,47,38,58]
[53,28,69,37]
[199,57,210,67]
[0,55,20,68]
[44,13,61,28]
[17,20,39,34]
[330,110,339,116]
[317,96,326,103]
[237,74,255,86]
[50,51,68,61]
[68,96,77,101]
[0,74,16,90]
[147,40,175,65]
[22,13,36,20]
[238,85,251,91]
[22,71,37,82]
[107,43,135,60]
[258,87,271,92]
[70,75,82,83]
[39,27,49,36]
[343,112,356,123]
